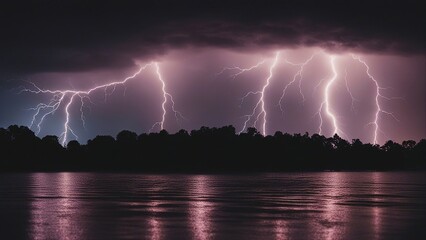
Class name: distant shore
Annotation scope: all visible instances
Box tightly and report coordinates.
[1,125,425,172]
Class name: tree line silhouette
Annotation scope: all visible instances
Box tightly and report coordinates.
[0,125,425,172]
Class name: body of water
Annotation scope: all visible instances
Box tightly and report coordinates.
[0,172,425,239]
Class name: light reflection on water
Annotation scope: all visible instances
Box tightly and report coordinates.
[189,175,214,240]
[372,172,382,240]
[30,172,85,240]
[321,172,346,240]
[0,172,425,240]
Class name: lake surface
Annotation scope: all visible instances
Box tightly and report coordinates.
[0,172,425,240]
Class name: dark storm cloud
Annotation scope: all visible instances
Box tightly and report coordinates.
[0,0,424,76]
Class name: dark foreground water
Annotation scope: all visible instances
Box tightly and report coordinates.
[0,172,425,240]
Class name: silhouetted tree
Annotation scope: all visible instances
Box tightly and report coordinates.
[246,127,260,137]
[67,140,81,151]
[116,130,137,144]
[0,125,424,172]
[41,135,60,146]
[402,140,416,149]
[175,129,189,137]
[0,128,11,143]
[159,129,169,136]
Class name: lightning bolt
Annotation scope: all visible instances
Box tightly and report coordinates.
[215,57,275,135]
[314,55,344,137]
[344,68,358,112]
[150,62,185,132]
[20,63,183,146]
[215,59,266,108]
[17,50,403,146]
[216,60,266,80]
[352,55,399,144]
[278,53,316,115]
[324,56,341,136]
[239,51,280,135]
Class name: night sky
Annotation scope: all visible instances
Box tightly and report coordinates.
[0,0,424,145]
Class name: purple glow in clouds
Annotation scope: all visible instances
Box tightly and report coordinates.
[15,48,421,145]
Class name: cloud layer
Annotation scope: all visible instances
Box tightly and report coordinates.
[0,0,424,75]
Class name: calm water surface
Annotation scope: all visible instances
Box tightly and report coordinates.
[0,172,425,239]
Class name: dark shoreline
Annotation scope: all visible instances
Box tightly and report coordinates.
[1,125,425,173]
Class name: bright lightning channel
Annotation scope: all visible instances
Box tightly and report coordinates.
[325,56,340,136]
[240,51,280,135]
[216,60,266,80]
[20,63,183,146]
[150,62,185,132]
[278,53,317,115]
[18,50,402,146]
[344,68,358,112]
[314,55,344,137]
[352,55,399,145]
